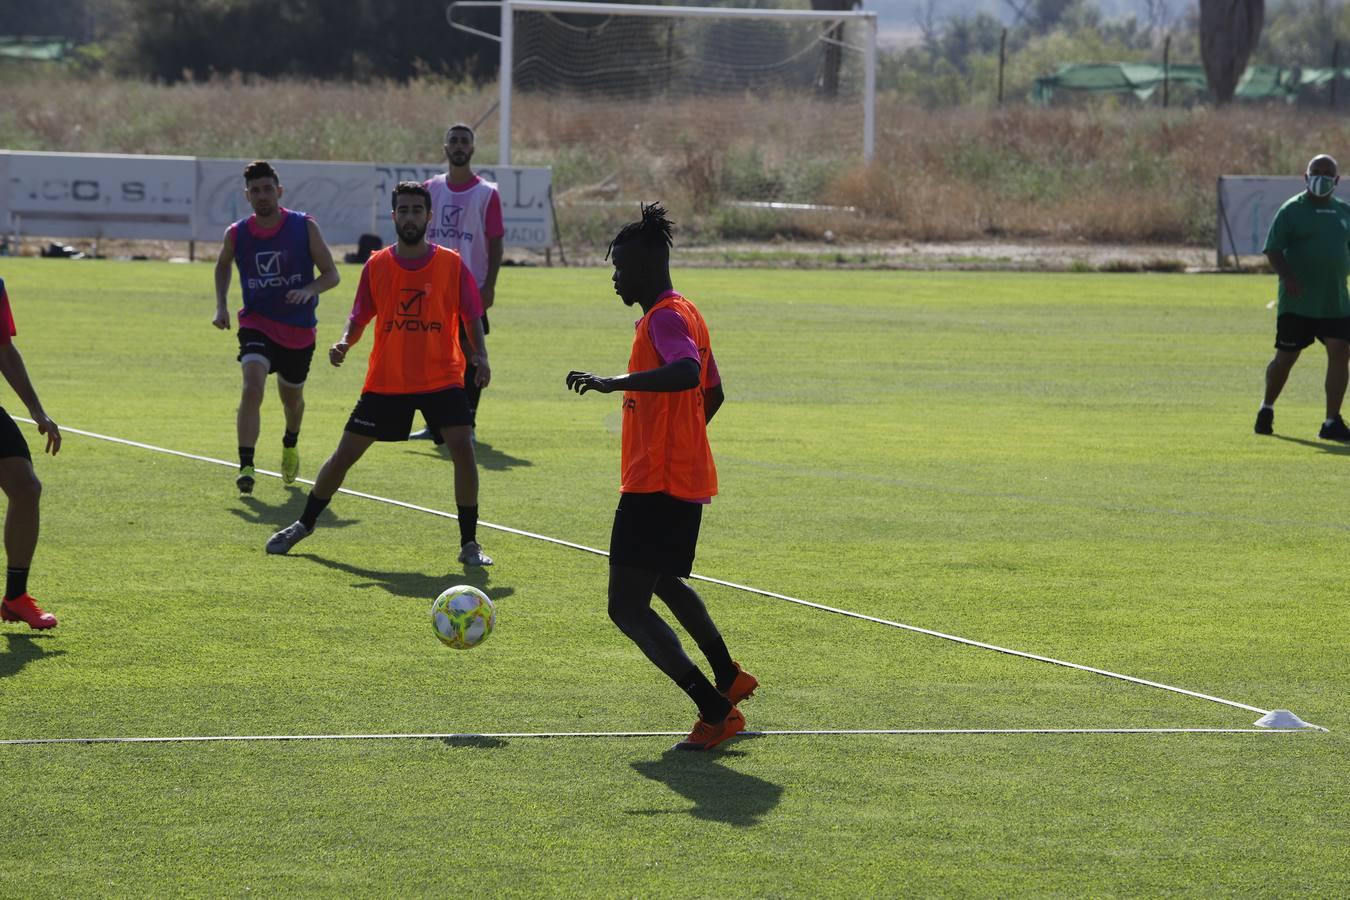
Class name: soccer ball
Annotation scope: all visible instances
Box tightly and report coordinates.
[430,584,496,649]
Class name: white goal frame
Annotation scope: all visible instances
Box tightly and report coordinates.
[449,0,878,165]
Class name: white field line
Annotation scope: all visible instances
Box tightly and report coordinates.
[0,727,1322,747]
[27,420,1326,731]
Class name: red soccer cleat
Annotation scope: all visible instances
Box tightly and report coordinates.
[719,661,759,705]
[0,594,57,630]
[673,707,746,752]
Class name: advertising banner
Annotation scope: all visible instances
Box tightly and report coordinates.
[2,150,195,240]
[1,151,553,251]
[1217,176,1305,261]
[196,159,377,244]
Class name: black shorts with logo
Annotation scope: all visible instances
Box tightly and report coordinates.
[0,407,31,462]
[1275,314,1350,352]
[237,328,316,385]
[609,491,704,578]
[345,387,473,441]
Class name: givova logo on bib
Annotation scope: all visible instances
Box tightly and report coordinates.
[434,205,476,244]
[386,286,443,333]
[247,250,305,290]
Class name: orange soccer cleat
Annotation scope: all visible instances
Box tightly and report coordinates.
[673,707,746,752]
[720,662,759,706]
[0,594,57,630]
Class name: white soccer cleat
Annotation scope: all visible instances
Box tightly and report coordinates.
[266,521,312,555]
[457,541,493,566]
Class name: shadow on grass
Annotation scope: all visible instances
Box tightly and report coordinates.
[407,439,533,472]
[439,736,509,749]
[1270,435,1350,456]
[473,440,533,472]
[629,743,783,827]
[0,633,66,679]
[293,553,516,604]
[228,486,363,530]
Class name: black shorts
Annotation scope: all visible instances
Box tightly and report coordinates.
[1275,314,1350,351]
[345,388,473,441]
[237,328,316,385]
[0,408,31,462]
[609,491,704,578]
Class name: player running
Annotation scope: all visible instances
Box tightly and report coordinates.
[214,160,341,493]
[265,182,493,566]
[0,277,62,630]
[565,203,755,752]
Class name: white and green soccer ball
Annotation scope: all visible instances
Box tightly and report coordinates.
[430,584,496,650]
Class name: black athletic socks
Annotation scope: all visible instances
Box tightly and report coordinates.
[4,566,29,601]
[654,579,737,690]
[299,493,331,531]
[713,663,740,695]
[282,430,299,449]
[457,505,478,547]
[239,446,255,469]
[676,667,733,722]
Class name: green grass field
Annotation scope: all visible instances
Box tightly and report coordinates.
[0,258,1345,895]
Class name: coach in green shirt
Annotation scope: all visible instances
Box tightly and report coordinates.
[1256,154,1350,440]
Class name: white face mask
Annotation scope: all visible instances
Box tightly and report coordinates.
[1308,173,1337,197]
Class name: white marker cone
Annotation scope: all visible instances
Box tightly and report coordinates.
[1253,709,1312,729]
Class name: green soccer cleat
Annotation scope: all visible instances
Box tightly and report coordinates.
[236,465,256,494]
[281,446,300,484]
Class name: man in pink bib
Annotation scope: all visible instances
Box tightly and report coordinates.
[412,123,505,445]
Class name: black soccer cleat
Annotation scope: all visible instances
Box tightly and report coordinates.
[1318,415,1350,441]
[1254,407,1274,435]
[236,466,256,494]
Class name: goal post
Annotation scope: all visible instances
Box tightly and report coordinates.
[450,0,878,166]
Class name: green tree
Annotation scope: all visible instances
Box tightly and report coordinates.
[116,0,499,82]
[0,0,97,40]
[1255,0,1349,67]
[1003,0,1101,36]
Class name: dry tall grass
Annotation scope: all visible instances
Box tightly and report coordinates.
[6,74,1350,247]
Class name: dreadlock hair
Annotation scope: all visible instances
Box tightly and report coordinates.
[606,202,675,262]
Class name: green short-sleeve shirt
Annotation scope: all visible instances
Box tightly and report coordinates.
[1264,193,1350,318]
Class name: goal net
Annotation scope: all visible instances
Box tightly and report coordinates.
[451,1,877,163]
[514,4,864,98]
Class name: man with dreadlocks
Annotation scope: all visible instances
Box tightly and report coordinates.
[566,203,756,752]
